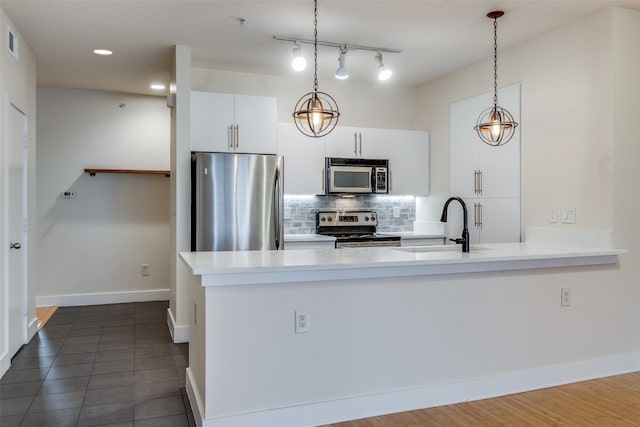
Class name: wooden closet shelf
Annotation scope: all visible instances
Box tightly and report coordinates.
[84,168,170,177]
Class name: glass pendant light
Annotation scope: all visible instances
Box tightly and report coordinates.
[292,0,340,138]
[474,11,518,147]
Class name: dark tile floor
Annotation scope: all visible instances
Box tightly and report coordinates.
[0,301,194,427]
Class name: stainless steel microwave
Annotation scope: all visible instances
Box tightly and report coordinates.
[325,157,389,194]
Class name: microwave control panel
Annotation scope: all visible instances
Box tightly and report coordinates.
[375,167,388,193]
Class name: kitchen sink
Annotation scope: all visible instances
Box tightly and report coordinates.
[393,245,489,253]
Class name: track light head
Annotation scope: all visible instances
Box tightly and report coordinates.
[291,42,307,71]
[375,51,392,81]
[335,48,349,80]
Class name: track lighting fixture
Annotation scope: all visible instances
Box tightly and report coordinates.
[335,48,349,80]
[375,51,392,81]
[274,36,400,82]
[292,0,340,138]
[291,42,307,71]
[474,11,518,146]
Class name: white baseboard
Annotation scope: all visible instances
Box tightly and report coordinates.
[167,308,189,343]
[186,367,205,427]
[193,351,640,427]
[27,316,38,341]
[36,289,170,307]
[0,351,10,379]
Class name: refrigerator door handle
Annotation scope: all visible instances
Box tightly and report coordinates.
[234,124,239,148]
[274,164,283,250]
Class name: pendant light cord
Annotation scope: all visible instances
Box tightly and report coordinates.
[313,0,319,93]
[493,16,498,109]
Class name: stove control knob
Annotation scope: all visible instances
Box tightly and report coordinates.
[371,215,376,221]
[320,217,326,222]
[327,217,333,222]
[364,216,369,221]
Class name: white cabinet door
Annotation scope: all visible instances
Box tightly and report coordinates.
[474,197,521,243]
[191,92,277,154]
[358,128,388,159]
[277,123,325,194]
[388,130,429,195]
[323,126,361,158]
[450,84,520,198]
[191,91,234,152]
[324,127,388,159]
[477,85,521,198]
[235,94,277,154]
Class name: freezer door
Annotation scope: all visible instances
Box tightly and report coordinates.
[193,152,284,251]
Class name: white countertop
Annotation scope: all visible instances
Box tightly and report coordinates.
[284,234,336,243]
[180,243,626,287]
[384,231,445,239]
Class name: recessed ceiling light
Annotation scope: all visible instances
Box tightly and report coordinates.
[93,49,113,56]
[150,83,166,91]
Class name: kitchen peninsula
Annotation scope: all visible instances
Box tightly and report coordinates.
[181,243,626,427]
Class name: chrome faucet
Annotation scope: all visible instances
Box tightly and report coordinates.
[440,197,470,253]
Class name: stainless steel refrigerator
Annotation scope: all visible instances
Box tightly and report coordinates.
[191,152,284,251]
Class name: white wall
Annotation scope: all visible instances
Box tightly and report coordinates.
[192,68,417,130]
[0,9,36,376]
[36,87,171,305]
[415,9,613,232]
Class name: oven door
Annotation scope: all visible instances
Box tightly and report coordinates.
[328,166,373,194]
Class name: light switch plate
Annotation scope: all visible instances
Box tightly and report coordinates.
[548,207,557,223]
[561,207,576,224]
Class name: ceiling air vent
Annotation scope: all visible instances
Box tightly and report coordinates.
[7,27,19,61]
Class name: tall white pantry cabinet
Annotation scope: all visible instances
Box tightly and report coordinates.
[449,83,521,244]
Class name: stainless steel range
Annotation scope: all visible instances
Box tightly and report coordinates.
[316,210,401,248]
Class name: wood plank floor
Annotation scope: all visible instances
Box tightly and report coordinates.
[34,305,58,330]
[322,371,640,426]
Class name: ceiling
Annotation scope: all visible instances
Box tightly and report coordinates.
[3,1,640,96]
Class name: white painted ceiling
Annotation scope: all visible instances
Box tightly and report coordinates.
[3,1,640,96]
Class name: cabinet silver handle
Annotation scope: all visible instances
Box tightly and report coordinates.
[474,203,483,228]
[389,170,392,192]
[228,125,234,149]
[474,203,480,227]
[473,170,479,195]
[10,242,21,250]
[478,170,482,195]
[234,124,239,148]
[354,132,358,155]
[358,133,362,156]
[321,168,325,192]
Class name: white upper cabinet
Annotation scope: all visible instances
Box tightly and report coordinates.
[450,84,521,199]
[277,123,325,195]
[387,130,429,195]
[449,83,521,243]
[191,91,277,154]
[324,126,388,159]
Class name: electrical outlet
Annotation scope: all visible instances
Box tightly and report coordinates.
[393,206,401,218]
[141,264,150,276]
[284,207,292,220]
[561,288,571,307]
[548,207,557,223]
[61,191,76,199]
[295,310,310,333]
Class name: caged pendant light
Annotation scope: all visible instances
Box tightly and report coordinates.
[292,0,340,138]
[474,11,518,147]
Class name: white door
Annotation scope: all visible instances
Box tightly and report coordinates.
[7,101,28,358]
